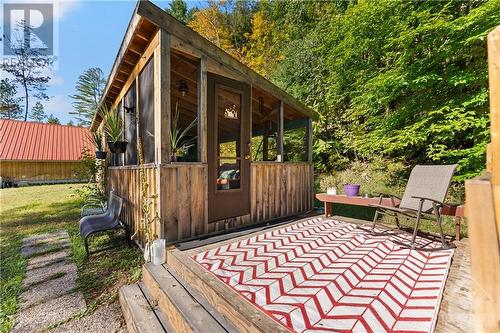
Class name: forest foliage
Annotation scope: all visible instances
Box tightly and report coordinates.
[171,0,500,181]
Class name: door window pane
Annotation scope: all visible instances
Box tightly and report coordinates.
[217,86,241,190]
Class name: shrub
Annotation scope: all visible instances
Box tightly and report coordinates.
[318,157,405,196]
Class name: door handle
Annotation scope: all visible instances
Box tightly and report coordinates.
[244,154,251,160]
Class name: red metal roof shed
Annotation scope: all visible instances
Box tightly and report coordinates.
[0,119,94,161]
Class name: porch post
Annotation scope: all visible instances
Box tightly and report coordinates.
[307,118,313,163]
[154,29,171,165]
[278,100,284,162]
[198,55,208,163]
[307,118,314,210]
[153,29,170,239]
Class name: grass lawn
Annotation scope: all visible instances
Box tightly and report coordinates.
[0,184,143,333]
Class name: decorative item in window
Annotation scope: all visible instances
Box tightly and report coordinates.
[177,80,189,96]
[224,104,238,119]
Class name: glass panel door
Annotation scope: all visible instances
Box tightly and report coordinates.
[217,86,242,191]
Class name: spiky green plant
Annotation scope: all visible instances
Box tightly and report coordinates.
[87,130,104,151]
[100,106,123,143]
[170,102,197,161]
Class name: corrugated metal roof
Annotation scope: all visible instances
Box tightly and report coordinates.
[0,119,95,161]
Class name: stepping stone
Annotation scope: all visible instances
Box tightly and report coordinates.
[22,231,68,247]
[23,261,76,287]
[11,292,86,333]
[21,231,71,259]
[21,239,71,258]
[27,249,71,270]
[50,302,126,333]
[20,268,78,309]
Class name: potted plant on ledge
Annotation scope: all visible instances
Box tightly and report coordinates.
[340,169,361,197]
[87,130,107,160]
[102,107,127,154]
[170,102,197,162]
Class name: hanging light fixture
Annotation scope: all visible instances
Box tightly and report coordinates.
[177,80,189,96]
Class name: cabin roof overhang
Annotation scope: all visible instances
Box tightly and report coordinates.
[91,0,318,131]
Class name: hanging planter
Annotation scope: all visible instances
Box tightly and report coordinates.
[107,141,128,154]
[95,150,107,160]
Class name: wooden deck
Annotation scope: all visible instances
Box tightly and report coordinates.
[180,214,474,332]
[120,213,473,333]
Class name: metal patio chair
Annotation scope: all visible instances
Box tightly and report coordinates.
[79,192,131,256]
[370,164,458,249]
[80,191,114,217]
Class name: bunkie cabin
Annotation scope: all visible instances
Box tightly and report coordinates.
[0,119,93,187]
[91,0,318,245]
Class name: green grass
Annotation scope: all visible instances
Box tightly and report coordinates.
[0,184,143,333]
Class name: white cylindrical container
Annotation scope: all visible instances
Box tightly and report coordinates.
[327,187,337,195]
[152,239,166,265]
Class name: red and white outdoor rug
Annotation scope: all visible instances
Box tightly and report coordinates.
[193,217,454,333]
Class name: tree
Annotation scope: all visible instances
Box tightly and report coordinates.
[69,67,106,127]
[165,0,197,24]
[0,78,22,120]
[67,120,75,126]
[30,101,46,122]
[47,114,60,124]
[1,21,52,121]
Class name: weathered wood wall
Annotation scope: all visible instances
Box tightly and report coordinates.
[159,164,207,242]
[251,162,312,223]
[0,161,83,181]
[108,166,158,248]
[167,162,312,241]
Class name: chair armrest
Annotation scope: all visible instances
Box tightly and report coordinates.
[373,192,401,200]
[411,196,445,206]
[373,192,401,206]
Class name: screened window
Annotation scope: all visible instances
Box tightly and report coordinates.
[170,51,199,162]
[123,83,137,165]
[251,89,279,161]
[283,105,308,162]
[138,58,155,164]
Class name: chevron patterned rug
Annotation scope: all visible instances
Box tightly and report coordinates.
[193,217,454,333]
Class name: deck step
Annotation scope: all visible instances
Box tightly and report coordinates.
[143,263,235,333]
[138,282,176,332]
[167,249,289,333]
[119,284,167,333]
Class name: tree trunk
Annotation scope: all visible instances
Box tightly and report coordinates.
[23,85,29,121]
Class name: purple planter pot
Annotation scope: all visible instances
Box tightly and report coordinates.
[343,184,360,197]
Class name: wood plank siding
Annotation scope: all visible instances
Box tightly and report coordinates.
[108,166,158,248]
[251,162,312,223]
[108,162,312,245]
[0,161,83,181]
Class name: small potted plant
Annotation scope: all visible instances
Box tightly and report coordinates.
[102,107,127,154]
[341,170,361,197]
[319,175,337,195]
[170,102,197,162]
[87,130,107,160]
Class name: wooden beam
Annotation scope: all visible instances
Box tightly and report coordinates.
[136,1,318,121]
[91,7,144,130]
[488,26,500,240]
[465,178,500,333]
[307,118,313,163]
[277,100,284,162]
[110,31,159,112]
[154,29,171,165]
[198,55,208,164]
